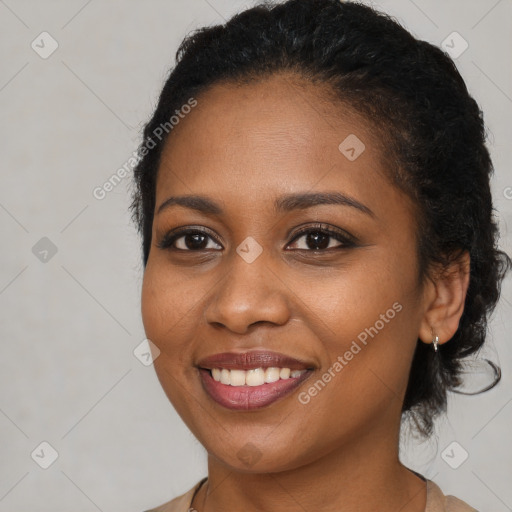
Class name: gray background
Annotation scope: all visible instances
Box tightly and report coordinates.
[0,0,511,510]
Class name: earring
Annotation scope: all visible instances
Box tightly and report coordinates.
[431,330,439,352]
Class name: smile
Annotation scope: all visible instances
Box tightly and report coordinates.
[211,367,307,386]
[197,350,314,410]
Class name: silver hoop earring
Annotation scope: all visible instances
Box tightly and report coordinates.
[432,332,439,352]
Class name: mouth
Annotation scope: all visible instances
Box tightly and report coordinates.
[197,350,315,410]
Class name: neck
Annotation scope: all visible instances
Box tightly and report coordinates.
[195,422,426,512]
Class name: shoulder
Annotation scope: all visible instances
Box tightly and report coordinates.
[143,478,207,512]
[145,477,479,512]
[426,479,479,512]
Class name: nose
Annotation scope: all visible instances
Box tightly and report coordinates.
[203,251,291,334]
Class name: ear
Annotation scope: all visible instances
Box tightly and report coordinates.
[418,251,470,348]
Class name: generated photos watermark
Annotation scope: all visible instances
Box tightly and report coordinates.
[92,97,198,200]
[298,301,403,405]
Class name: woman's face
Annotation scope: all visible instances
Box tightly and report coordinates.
[142,72,428,472]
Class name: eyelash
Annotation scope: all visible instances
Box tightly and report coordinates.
[157,223,357,253]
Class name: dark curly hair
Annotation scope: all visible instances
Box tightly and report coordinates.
[129,0,511,438]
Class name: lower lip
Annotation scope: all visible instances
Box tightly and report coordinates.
[199,369,312,410]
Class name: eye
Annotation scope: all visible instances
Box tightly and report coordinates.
[157,223,357,253]
[286,223,356,251]
[157,227,222,252]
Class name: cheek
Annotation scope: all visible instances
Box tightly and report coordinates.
[308,255,416,347]
[141,262,199,359]
[141,269,168,348]
[141,264,206,417]
[310,255,421,401]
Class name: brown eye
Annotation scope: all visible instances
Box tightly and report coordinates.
[157,223,357,254]
[287,224,356,252]
[157,228,222,251]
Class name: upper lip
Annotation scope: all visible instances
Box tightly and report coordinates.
[197,350,314,371]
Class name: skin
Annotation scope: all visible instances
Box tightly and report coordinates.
[141,71,470,512]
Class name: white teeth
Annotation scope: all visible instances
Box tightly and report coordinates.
[280,368,291,380]
[230,369,246,386]
[210,367,307,386]
[265,367,280,383]
[246,368,265,386]
[220,368,230,385]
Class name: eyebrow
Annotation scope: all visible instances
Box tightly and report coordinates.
[156,191,375,217]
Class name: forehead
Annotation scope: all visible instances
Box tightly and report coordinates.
[154,72,401,220]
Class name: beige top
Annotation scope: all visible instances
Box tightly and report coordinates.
[144,477,478,512]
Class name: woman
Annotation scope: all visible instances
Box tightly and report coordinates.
[130,1,510,510]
